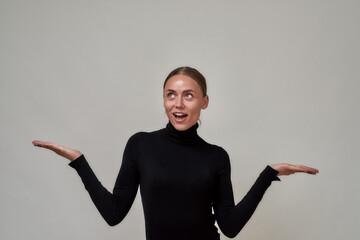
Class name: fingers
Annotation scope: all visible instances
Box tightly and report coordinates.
[32,140,67,155]
[32,140,44,146]
[293,165,319,175]
[32,140,82,161]
[271,163,319,176]
[32,140,53,147]
[32,140,58,150]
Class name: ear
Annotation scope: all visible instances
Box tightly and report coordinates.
[201,95,209,110]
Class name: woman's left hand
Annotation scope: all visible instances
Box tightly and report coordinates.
[270,163,319,176]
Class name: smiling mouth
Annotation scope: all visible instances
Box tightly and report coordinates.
[173,113,188,119]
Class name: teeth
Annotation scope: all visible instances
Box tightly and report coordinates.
[174,113,186,116]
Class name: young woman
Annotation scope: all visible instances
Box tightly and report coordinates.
[33,66,318,240]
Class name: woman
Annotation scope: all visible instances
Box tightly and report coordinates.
[33,66,318,240]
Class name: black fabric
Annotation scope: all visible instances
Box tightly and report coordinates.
[69,122,280,240]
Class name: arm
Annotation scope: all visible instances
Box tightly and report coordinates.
[69,152,138,226]
[213,151,279,238]
[32,134,140,226]
[213,150,319,238]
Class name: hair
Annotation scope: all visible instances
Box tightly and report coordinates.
[163,66,207,97]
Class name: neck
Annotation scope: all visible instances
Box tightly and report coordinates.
[163,121,201,144]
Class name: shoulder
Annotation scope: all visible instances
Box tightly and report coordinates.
[200,139,229,157]
[199,139,231,166]
[127,131,149,144]
[126,128,163,144]
[199,141,231,172]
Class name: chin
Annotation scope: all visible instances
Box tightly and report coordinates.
[171,120,196,131]
[174,125,189,131]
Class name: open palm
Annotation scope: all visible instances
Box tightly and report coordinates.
[270,163,319,176]
[32,140,82,161]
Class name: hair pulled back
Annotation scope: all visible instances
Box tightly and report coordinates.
[163,66,207,97]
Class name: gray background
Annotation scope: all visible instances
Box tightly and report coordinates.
[1,0,359,239]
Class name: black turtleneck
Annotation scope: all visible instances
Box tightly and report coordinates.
[69,122,279,240]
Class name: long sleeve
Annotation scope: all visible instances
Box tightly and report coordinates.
[214,150,280,238]
[69,134,140,226]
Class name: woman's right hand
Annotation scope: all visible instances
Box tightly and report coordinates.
[32,140,82,162]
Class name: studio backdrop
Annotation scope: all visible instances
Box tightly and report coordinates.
[1,1,359,240]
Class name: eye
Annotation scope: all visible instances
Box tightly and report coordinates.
[185,93,193,98]
[167,93,175,98]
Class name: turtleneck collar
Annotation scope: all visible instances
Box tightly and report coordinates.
[163,121,202,144]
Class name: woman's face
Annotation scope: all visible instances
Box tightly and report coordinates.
[163,74,209,131]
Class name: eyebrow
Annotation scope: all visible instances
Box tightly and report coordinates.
[165,89,197,93]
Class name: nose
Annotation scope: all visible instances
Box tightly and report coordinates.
[175,96,184,108]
